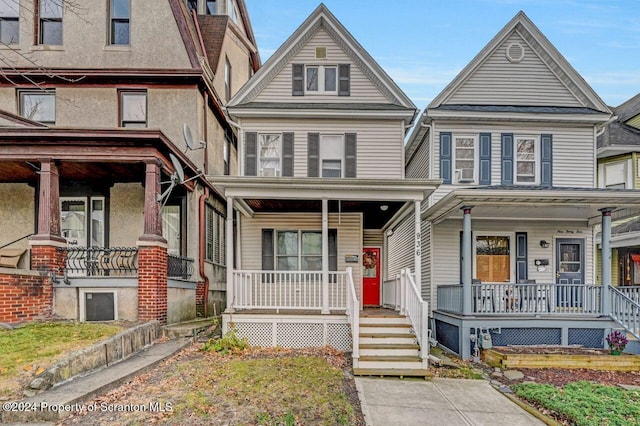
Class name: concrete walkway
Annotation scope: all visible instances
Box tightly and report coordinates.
[356,377,544,426]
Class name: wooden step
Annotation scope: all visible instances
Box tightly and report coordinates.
[360,332,414,338]
[359,355,422,362]
[358,355,424,369]
[360,343,420,350]
[359,316,410,325]
[360,323,412,328]
[354,368,431,378]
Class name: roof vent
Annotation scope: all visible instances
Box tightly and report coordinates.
[315,46,327,60]
[506,42,525,63]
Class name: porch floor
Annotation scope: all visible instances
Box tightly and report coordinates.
[230,309,346,315]
[361,307,403,318]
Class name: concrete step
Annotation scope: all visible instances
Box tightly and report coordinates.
[353,367,430,378]
[163,318,219,340]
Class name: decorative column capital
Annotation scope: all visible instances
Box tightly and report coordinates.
[598,207,614,216]
[461,205,474,215]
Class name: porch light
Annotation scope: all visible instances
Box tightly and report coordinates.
[539,240,550,249]
[380,204,389,211]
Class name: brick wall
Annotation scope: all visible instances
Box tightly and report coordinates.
[196,280,206,317]
[137,245,168,323]
[0,273,51,323]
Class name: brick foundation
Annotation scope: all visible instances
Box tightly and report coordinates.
[0,272,51,323]
[137,244,168,323]
[196,281,206,317]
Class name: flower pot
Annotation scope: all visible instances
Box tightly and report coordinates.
[610,349,622,355]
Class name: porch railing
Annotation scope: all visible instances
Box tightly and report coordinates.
[437,283,602,315]
[609,286,640,340]
[400,268,429,367]
[382,275,400,310]
[345,267,359,363]
[231,270,348,311]
[617,286,640,305]
[167,254,195,280]
[58,247,138,277]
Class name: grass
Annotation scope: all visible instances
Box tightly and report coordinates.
[0,321,122,396]
[514,381,640,426]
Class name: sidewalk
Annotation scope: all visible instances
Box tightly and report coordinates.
[356,377,545,426]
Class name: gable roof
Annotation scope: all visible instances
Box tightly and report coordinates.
[0,109,47,128]
[227,3,415,111]
[615,92,640,124]
[428,11,610,114]
[597,93,640,151]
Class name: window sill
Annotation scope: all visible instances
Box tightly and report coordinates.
[0,44,19,50]
[30,45,64,51]
[103,45,131,52]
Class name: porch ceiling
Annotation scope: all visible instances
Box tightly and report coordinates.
[0,160,145,184]
[244,199,406,229]
[423,187,640,225]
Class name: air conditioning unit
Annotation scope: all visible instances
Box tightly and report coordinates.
[456,168,475,183]
[261,167,279,177]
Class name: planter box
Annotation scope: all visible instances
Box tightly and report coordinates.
[483,348,640,371]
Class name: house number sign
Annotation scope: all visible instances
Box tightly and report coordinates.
[415,231,421,257]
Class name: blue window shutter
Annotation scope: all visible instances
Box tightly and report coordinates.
[440,132,452,184]
[479,133,491,185]
[541,134,553,187]
[501,133,514,185]
[515,232,527,281]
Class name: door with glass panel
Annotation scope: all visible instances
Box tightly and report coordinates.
[60,197,105,276]
[555,239,584,308]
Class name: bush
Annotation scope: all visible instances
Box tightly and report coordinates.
[201,326,248,354]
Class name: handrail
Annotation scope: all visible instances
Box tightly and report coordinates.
[345,267,359,363]
[57,246,138,277]
[0,233,33,251]
[167,254,195,279]
[402,268,429,367]
[609,286,640,341]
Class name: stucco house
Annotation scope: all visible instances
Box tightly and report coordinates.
[0,0,259,325]
[399,12,640,358]
[218,4,438,375]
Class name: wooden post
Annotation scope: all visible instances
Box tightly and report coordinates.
[321,199,330,314]
[226,196,234,313]
[462,206,473,315]
[600,207,613,316]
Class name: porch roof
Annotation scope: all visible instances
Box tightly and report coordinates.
[422,186,640,225]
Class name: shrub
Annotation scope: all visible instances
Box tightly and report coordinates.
[201,326,248,354]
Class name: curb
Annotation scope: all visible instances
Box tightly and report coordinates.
[492,383,561,426]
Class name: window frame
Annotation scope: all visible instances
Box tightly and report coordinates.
[119,90,148,128]
[19,89,56,124]
[258,133,282,177]
[513,135,539,185]
[0,0,19,45]
[473,233,515,284]
[38,0,63,46]
[274,229,336,272]
[305,64,338,95]
[320,134,344,178]
[452,134,477,184]
[109,0,130,46]
[205,203,225,265]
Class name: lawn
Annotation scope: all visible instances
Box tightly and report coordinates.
[0,321,123,398]
[514,381,640,426]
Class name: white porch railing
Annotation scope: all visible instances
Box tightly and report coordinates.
[609,286,640,340]
[382,274,400,310]
[400,268,429,368]
[345,267,359,363]
[618,286,640,305]
[231,270,348,311]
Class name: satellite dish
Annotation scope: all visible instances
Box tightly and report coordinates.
[170,153,185,183]
[183,123,206,151]
[157,152,204,208]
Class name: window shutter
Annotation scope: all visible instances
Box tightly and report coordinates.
[329,229,337,271]
[439,132,452,184]
[244,132,257,176]
[345,133,357,178]
[292,64,304,96]
[541,134,553,187]
[338,64,350,96]
[501,133,514,185]
[479,133,491,185]
[282,132,294,177]
[307,133,320,177]
[515,232,528,282]
[261,229,274,270]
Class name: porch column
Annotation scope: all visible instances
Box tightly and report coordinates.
[321,199,330,314]
[462,206,473,315]
[600,207,613,316]
[414,200,422,289]
[225,196,234,313]
[140,160,164,242]
[32,159,64,243]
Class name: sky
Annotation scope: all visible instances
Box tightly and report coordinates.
[244,0,640,109]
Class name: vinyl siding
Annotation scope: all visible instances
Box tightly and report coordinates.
[430,219,594,288]
[430,123,595,205]
[446,32,582,106]
[254,28,389,103]
[596,248,619,286]
[634,153,640,190]
[406,132,430,179]
[387,212,415,279]
[241,118,404,178]
[627,114,640,130]
[363,229,383,247]
[239,212,363,300]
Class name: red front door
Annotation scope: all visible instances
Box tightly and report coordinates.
[363,247,381,306]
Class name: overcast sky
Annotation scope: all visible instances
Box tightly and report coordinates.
[244,0,640,108]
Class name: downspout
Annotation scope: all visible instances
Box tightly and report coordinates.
[204,91,209,174]
[199,186,210,317]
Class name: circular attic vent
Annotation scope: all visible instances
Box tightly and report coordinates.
[506,42,525,63]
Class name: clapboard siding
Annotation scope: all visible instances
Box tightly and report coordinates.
[239,212,363,300]
[447,32,581,106]
[430,219,594,288]
[241,118,404,178]
[363,229,383,247]
[406,131,430,179]
[387,212,415,279]
[255,28,389,103]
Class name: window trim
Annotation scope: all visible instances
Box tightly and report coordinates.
[0,0,19,45]
[118,89,148,128]
[305,64,338,95]
[473,232,516,284]
[205,203,225,265]
[273,229,337,272]
[37,0,63,46]
[452,134,478,184]
[513,135,539,185]
[18,89,56,124]
[109,0,130,46]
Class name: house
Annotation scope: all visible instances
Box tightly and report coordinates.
[400,11,640,359]
[596,94,640,291]
[0,0,259,325]
[218,4,438,374]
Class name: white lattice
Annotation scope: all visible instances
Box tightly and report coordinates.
[326,323,351,351]
[234,322,273,347]
[276,323,324,348]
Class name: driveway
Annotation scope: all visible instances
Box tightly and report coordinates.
[355,377,544,426]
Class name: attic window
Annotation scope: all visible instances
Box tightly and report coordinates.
[315,47,327,60]
[506,42,525,63]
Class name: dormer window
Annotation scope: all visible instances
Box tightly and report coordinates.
[293,64,350,96]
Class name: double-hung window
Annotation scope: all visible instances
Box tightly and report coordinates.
[0,1,19,45]
[320,135,343,177]
[259,134,282,177]
[109,0,130,45]
[306,65,337,94]
[38,0,62,45]
[205,204,225,264]
[453,136,476,183]
[120,90,147,127]
[19,90,56,124]
[514,136,537,184]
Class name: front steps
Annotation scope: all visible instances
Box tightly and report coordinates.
[354,311,429,377]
